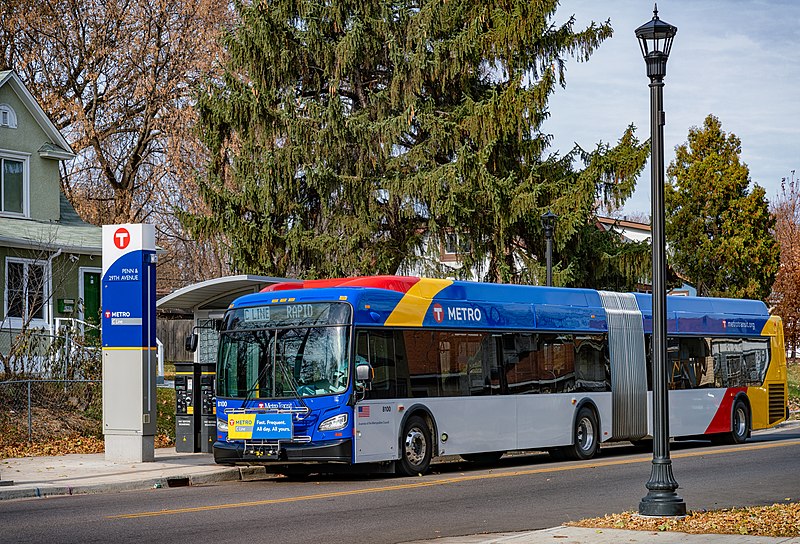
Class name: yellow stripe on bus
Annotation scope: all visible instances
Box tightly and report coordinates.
[384,278,453,327]
[761,315,781,336]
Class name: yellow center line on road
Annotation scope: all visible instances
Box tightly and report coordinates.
[108,438,800,520]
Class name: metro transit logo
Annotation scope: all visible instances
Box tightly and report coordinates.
[113,227,131,249]
[432,303,444,323]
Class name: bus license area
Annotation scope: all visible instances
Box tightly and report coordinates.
[244,442,280,459]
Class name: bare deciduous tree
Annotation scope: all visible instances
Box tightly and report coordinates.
[1,0,233,291]
[770,172,800,361]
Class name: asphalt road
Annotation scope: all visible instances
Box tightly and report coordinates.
[3,424,799,544]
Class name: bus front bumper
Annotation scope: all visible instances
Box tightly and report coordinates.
[213,438,352,465]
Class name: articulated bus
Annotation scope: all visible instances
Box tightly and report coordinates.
[212,276,789,475]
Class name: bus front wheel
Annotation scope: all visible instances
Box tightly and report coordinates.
[398,415,433,476]
[562,406,599,460]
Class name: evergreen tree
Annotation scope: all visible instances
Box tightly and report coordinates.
[568,222,651,292]
[181,0,649,283]
[665,114,779,300]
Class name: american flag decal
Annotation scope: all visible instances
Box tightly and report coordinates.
[358,405,370,418]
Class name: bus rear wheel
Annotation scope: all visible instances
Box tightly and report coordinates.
[719,399,750,445]
[397,415,433,476]
[561,406,599,460]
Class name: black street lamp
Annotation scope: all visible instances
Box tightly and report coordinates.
[541,210,557,287]
[635,5,686,518]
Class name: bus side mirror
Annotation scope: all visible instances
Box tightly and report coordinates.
[185,333,198,353]
[356,362,373,382]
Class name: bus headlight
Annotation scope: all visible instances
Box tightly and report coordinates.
[318,413,348,431]
[217,419,229,432]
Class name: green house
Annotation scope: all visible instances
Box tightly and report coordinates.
[0,70,101,370]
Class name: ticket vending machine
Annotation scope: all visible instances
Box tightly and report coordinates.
[199,362,216,453]
[174,362,198,453]
[174,362,216,453]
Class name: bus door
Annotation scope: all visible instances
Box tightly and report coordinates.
[353,330,401,463]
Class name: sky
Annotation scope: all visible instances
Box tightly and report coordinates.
[545,0,800,217]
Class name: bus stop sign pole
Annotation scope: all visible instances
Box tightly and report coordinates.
[101,224,157,463]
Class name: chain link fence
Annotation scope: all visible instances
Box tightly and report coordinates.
[0,319,104,445]
[0,319,101,380]
[0,379,102,444]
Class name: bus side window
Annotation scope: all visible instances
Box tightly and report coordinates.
[358,330,398,399]
[574,334,609,392]
[504,333,539,395]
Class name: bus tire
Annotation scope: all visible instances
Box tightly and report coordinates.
[562,406,599,460]
[728,399,750,444]
[397,415,433,476]
[461,451,505,464]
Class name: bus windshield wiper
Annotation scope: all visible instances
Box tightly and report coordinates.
[241,331,275,406]
[274,333,309,414]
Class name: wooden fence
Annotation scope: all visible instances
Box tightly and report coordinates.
[156,319,194,363]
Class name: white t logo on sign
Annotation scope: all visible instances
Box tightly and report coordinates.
[113,228,130,250]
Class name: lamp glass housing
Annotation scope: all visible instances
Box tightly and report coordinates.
[635,9,677,58]
[540,211,557,231]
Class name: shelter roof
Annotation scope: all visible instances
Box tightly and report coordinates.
[157,275,298,311]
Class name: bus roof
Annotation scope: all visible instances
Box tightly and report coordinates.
[229,276,772,336]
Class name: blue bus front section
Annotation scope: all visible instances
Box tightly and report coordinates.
[213,394,354,465]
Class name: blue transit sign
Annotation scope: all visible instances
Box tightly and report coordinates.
[251,413,293,440]
[101,224,156,348]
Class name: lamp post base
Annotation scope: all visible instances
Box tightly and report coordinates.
[639,458,686,517]
[639,490,687,517]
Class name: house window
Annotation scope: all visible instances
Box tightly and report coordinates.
[444,232,458,254]
[440,232,471,263]
[0,104,17,128]
[0,151,28,215]
[4,258,48,325]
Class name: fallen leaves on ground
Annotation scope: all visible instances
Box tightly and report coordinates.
[788,396,800,419]
[154,433,175,449]
[568,502,800,537]
[0,434,174,459]
[0,435,105,458]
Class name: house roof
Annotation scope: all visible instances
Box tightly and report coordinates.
[595,216,651,243]
[0,193,101,254]
[157,275,299,311]
[0,70,75,158]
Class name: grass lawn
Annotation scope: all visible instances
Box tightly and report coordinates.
[788,362,800,419]
[788,362,800,398]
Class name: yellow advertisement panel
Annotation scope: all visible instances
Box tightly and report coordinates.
[227,414,256,439]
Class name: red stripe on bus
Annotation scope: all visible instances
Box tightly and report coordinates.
[261,275,421,293]
[704,387,747,434]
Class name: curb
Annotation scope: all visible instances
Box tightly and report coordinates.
[0,467,246,501]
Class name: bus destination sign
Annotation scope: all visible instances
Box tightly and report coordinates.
[234,302,351,329]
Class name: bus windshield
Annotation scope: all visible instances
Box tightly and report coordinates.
[217,303,351,399]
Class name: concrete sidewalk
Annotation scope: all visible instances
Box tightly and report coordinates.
[399,527,800,543]
[1,449,798,544]
[0,447,261,500]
